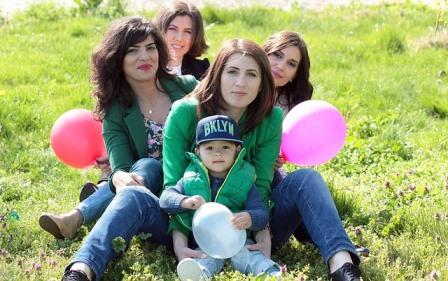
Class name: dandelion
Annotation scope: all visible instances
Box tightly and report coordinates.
[279,264,287,273]
[39,252,47,260]
[406,168,416,176]
[32,262,42,271]
[56,248,66,256]
[430,270,440,280]
[0,249,8,257]
[396,189,405,198]
[407,183,416,191]
[354,226,363,236]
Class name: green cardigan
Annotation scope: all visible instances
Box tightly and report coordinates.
[162,97,283,209]
[103,75,198,193]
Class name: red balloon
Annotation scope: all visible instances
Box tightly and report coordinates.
[50,109,106,169]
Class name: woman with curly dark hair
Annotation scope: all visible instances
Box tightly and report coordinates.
[44,16,197,281]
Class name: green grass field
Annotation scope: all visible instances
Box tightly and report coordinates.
[0,2,447,280]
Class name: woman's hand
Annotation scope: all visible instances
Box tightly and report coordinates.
[112,171,144,193]
[246,227,271,258]
[181,195,206,210]
[274,154,286,169]
[173,230,206,261]
[95,155,111,174]
[231,211,252,230]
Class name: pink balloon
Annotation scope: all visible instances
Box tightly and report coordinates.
[281,100,346,166]
[50,109,106,169]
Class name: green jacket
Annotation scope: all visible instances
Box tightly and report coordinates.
[103,75,198,193]
[169,149,255,236]
[163,97,283,209]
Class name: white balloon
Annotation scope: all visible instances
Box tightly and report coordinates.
[192,202,246,259]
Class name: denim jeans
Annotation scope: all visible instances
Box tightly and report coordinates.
[68,158,170,280]
[75,158,163,225]
[270,168,359,265]
[192,239,278,277]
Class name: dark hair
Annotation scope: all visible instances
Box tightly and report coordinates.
[91,16,174,119]
[154,0,208,58]
[193,39,276,134]
[264,31,313,111]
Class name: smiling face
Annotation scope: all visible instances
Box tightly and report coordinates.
[220,53,262,114]
[123,36,159,85]
[196,140,239,178]
[164,15,193,65]
[268,45,301,87]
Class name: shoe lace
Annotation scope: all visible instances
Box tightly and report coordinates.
[342,264,361,281]
[62,270,89,281]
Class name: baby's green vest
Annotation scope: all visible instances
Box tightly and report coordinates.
[168,149,255,236]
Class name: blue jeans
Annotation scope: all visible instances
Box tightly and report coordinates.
[270,168,359,265]
[192,239,278,277]
[75,158,163,225]
[68,159,170,280]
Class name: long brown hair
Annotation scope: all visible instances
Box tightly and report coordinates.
[193,39,275,134]
[91,16,173,119]
[264,31,313,111]
[154,0,208,58]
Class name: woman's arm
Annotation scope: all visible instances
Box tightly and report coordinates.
[250,107,284,208]
[102,104,140,192]
[162,99,198,189]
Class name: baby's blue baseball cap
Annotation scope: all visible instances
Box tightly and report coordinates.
[196,115,243,145]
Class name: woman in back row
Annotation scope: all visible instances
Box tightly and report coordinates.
[266,31,361,281]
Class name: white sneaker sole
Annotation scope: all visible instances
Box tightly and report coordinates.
[177,258,209,281]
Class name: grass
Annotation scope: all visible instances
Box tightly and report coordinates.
[1,2,448,280]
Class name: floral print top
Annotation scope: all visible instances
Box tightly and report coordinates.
[143,116,164,160]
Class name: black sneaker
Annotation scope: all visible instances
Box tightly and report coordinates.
[61,270,90,281]
[79,182,98,202]
[329,263,361,281]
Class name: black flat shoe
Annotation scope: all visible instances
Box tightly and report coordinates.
[61,270,90,281]
[79,182,98,202]
[329,263,361,281]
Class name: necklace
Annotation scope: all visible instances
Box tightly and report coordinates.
[144,91,161,116]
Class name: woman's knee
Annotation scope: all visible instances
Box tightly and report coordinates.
[284,168,326,192]
[118,186,158,208]
[131,158,162,173]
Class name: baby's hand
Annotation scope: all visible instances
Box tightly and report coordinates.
[181,195,205,210]
[231,211,252,230]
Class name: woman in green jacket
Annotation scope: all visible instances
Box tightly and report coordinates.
[162,38,283,262]
[59,17,197,281]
